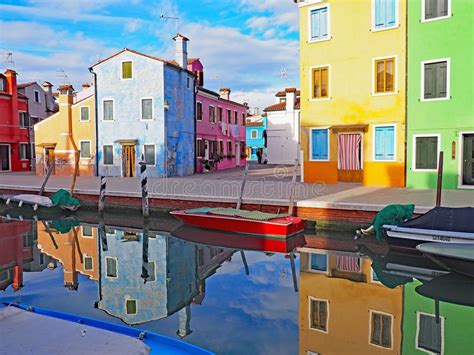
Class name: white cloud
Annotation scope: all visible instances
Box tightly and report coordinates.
[239,0,300,32]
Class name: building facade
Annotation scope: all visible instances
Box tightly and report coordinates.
[195,86,247,172]
[17,81,57,124]
[406,0,474,189]
[0,70,31,172]
[297,0,406,186]
[34,84,96,176]
[246,112,267,162]
[264,88,300,165]
[92,35,195,178]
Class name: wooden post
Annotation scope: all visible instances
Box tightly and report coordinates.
[70,150,80,195]
[289,252,298,292]
[42,221,58,250]
[236,163,249,210]
[436,151,444,207]
[141,217,150,282]
[98,214,108,252]
[98,176,107,215]
[288,159,298,216]
[240,251,249,275]
[139,157,149,218]
[39,160,55,196]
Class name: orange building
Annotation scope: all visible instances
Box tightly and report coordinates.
[298,248,403,354]
[37,222,98,290]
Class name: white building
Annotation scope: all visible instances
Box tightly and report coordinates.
[263,88,300,165]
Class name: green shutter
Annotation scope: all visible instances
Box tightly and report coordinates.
[436,61,448,98]
[122,61,132,79]
[424,63,436,99]
[416,137,438,169]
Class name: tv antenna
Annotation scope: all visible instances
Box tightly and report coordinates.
[160,14,180,33]
[56,69,70,85]
[279,68,288,80]
[0,51,14,69]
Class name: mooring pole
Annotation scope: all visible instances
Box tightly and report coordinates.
[288,159,298,216]
[98,176,107,215]
[240,251,249,275]
[98,215,108,252]
[236,163,249,210]
[141,217,150,283]
[289,251,298,293]
[436,151,444,207]
[39,160,55,196]
[139,157,149,218]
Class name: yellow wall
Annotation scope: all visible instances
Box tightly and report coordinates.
[299,0,406,187]
[299,251,403,354]
[34,93,95,176]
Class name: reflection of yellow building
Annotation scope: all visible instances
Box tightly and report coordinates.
[298,249,402,354]
[34,84,95,176]
[37,222,98,289]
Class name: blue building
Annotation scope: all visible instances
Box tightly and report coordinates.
[90,35,195,177]
[245,114,267,161]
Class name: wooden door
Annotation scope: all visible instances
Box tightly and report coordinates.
[463,135,474,185]
[0,145,10,171]
[122,145,136,177]
[337,134,363,183]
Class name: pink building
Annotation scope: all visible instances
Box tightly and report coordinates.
[187,60,247,172]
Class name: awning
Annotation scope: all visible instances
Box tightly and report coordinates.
[114,139,138,145]
[36,143,57,148]
[330,124,368,133]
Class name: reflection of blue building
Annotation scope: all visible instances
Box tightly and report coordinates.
[245,114,267,161]
[98,228,198,329]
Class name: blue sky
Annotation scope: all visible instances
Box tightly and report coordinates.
[0,0,300,108]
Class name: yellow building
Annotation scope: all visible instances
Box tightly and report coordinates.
[297,0,406,186]
[298,248,403,354]
[34,84,95,176]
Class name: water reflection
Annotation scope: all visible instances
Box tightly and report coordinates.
[0,215,473,354]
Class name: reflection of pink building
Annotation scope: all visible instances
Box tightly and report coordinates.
[186,60,247,173]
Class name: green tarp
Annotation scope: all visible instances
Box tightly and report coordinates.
[50,189,81,208]
[372,204,415,240]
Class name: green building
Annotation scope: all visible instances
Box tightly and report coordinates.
[402,280,474,354]
[406,0,474,190]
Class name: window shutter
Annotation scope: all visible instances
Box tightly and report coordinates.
[440,0,449,16]
[375,127,385,160]
[311,10,320,40]
[425,0,434,19]
[385,126,395,159]
[375,0,384,27]
[320,8,328,37]
[312,130,320,159]
[386,0,396,26]
[321,130,328,159]
[416,137,437,169]
[424,64,435,99]
[312,129,328,160]
[436,61,448,98]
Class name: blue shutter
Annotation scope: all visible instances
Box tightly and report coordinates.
[320,8,328,38]
[311,7,328,40]
[375,0,385,28]
[386,0,396,26]
[312,129,329,160]
[312,130,320,159]
[311,10,320,40]
[385,126,395,160]
[375,126,395,160]
[375,127,385,160]
[321,129,328,159]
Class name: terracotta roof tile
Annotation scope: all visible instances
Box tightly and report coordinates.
[17,82,37,89]
[264,98,300,112]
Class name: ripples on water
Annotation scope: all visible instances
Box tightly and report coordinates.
[0,214,473,354]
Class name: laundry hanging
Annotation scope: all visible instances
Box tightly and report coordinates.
[338,134,362,170]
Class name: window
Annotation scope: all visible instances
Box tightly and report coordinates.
[423,60,449,100]
[310,129,329,160]
[251,130,258,139]
[103,145,113,165]
[197,102,203,121]
[310,253,327,272]
[106,257,118,278]
[80,141,91,159]
[122,61,132,79]
[144,144,155,165]
[234,111,238,124]
[39,253,45,265]
[227,141,233,156]
[374,58,395,93]
[218,140,224,154]
[0,270,10,282]
[141,98,153,120]
[80,107,89,122]
[417,313,443,354]
[309,6,329,42]
[196,139,205,158]
[19,112,29,127]
[186,77,191,89]
[126,299,137,315]
[374,125,395,161]
[226,109,231,123]
[414,136,438,170]
[19,143,31,160]
[82,225,93,237]
[312,67,329,99]
[242,113,246,126]
[373,0,397,30]
[209,105,216,123]
[0,78,5,92]
[34,90,40,103]
[370,311,392,348]
[310,299,328,332]
[218,107,223,122]
[147,261,156,282]
[423,0,450,21]
[83,256,93,271]
[103,100,114,121]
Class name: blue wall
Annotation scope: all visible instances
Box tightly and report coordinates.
[245,118,266,161]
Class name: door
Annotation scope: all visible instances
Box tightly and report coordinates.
[122,145,136,177]
[235,142,240,166]
[337,134,363,183]
[204,140,210,160]
[463,134,474,185]
[44,148,55,175]
[0,145,10,171]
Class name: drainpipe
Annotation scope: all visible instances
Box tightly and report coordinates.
[89,67,99,177]
[404,0,409,188]
[193,77,197,173]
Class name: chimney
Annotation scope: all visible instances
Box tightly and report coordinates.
[173,34,189,69]
[81,83,91,90]
[5,70,18,124]
[42,81,54,111]
[219,88,231,100]
[253,107,260,116]
[58,85,74,106]
[177,305,192,339]
[285,88,297,112]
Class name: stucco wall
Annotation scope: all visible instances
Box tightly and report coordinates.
[20,83,49,120]
[266,109,300,165]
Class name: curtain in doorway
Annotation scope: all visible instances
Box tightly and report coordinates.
[338,134,362,170]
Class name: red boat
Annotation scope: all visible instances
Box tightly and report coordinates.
[171,224,306,253]
[170,207,305,238]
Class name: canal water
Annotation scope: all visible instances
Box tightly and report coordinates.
[0,214,473,354]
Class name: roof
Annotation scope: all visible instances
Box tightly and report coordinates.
[196,87,248,109]
[264,98,300,112]
[173,33,190,41]
[17,82,37,89]
[246,120,264,127]
[275,88,300,97]
[167,57,200,67]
